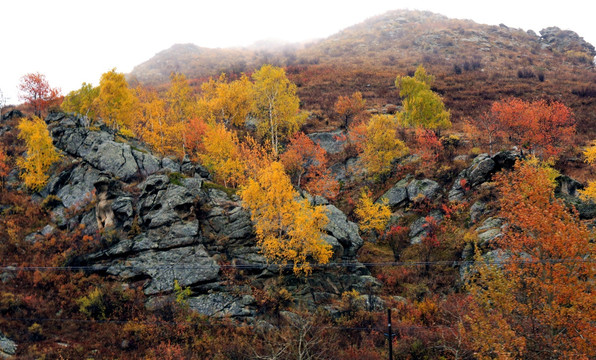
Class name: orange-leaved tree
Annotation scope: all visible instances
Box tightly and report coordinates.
[490,98,575,159]
[0,146,10,188]
[17,116,61,191]
[18,72,61,117]
[240,161,331,275]
[466,158,595,359]
[334,91,366,128]
[280,132,338,199]
[133,86,185,158]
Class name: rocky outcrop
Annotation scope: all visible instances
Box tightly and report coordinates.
[449,151,519,202]
[0,332,16,359]
[555,175,596,219]
[323,205,363,259]
[540,27,596,57]
[39,114,374,317]
[47,113,162,181]
[308,130,347,154]
[377,176,441,208]
[408,210,443,244]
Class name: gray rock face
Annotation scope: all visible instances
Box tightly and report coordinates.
[407,179,441,202]
[138,175,202,229]
[323,205,363,259]
[540,27,596,57]
[188,293,255,317]
[449,151,519,201]
[409,210,443,244]
[377,176,440,208]
[39,113,378,318]
[476,217,505,248]
[52,165,101,209]
[469,200,487,224]
[50,115,162,181]
[377,177,411,207]
[330,157,364,183]
[107,245,219,295]
[308,130,347,154]
[0,332,16,358]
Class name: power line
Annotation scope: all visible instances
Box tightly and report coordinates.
[0,258,593,272]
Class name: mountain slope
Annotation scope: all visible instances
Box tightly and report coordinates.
[129,10,596,136]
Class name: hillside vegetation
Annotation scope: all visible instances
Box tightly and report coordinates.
[0,9,594,359]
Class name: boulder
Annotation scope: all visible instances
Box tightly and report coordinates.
[409,210,443,244]
[0,332,16,358]
[449,151,519,201]
[323,205,363,259]
[308,130,347,154]
[469,200,487,224]
[407,179,442,202]
[377,176,411,207]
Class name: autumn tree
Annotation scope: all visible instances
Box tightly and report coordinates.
[354,189,391,238]
[184,117,210,162]
[240,161,331,275]
[334,91,366,128]
[197,73,254,127]
[61,82,99,118]
[463,114,503,156]
[0,146,10,187]
[18,73,61,116]
[17,116,61,191]
[580,140,596,201]
[252,65,306,156]
[280,132,339,199]
[198,122,245,187]
[395,65,451,132]
[360,114,408,177]
[133,86,186,158]
[95,69,136,133]
[166,73,196,124]
[467,159,595,359]
[490,98,575,159]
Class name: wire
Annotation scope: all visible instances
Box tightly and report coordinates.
[0,258,593,272]
[0,316,440,333]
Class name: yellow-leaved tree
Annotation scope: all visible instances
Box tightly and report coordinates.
[361,114,409,176]
[197,73,254,127]
[95,69,136,133]
[133,86,185,158]
[354,189,391,238]
[240,161,331,275]
[396,65,451,132]
[580,140,596,200]
[200,122,245,187]
[17,116,61,191]
[61,82,99,119]
[252,65,306,156]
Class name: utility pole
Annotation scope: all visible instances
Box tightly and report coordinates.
[386,308,394,360]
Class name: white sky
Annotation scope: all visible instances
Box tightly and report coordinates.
[1,0,594,105]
